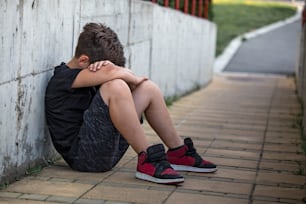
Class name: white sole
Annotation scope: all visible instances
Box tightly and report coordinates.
[135,172,184,184]
[171,164,217,173]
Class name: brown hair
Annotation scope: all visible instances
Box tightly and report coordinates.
[74,23,126,66]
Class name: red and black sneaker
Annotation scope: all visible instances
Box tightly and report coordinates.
[167,138,217,173]
[136,144,184,184]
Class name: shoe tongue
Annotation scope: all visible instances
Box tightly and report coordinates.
[147,144,165,153]
[184,138,194,149]
[184,138,202,165]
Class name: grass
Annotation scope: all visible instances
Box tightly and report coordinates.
[213,0,297,56]
[25,165,43,176]
[0,182,9,190]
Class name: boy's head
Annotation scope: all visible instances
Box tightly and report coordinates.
[74,23,126,66]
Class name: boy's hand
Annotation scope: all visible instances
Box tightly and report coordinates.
[128,76,148,91]
[88,60,113,72]
[73,60,149,88]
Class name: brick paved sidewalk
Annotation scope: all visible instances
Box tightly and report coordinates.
[1,73,306,204]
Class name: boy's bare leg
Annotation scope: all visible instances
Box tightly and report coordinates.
[100,79,150,153]
[132,80,183,149]
[101,79,216,176]
[101,78,183,153]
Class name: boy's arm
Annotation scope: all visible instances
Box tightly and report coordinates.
[71,62,147,88]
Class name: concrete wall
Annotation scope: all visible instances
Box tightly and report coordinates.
[0,0,216,184]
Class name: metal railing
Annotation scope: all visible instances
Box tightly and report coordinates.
[303,4,306,26]
[150,0,211,19]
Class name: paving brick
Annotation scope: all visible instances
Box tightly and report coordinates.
[49,177,75,183]
[188,167,256,182]
[204,156,258,169]
[265,137,301,145]
[4,179,93,198]
[206,149,260,160]
[195,112,266,122]
[179,120,224,129]
[256,172,306,186]
[181,178,253,195]
[165,192,248,204]
[74,198,105,204]
[104,201,133,204]
[0,198,61,204]
[267,126,300,134]
[178,126,265,139]
[268,120,298,128]
[210,140,262,151]
[120,158,138,170]
[19,193,48,201]
[0,192,22,199]
[223,123,266,131]
[215,134,264,143]
[177,126,218,135]
[221,127,265,135]
[263,143,303,153]
[252,200,280,204]
[279,198,306,204]
[83,185,171,204]
[46,195,76,203]
[253,185,306,200]
[103,171,176,189]
[38,165,111,182]
[176,129,218,140]
[265,131,300,138]
[262,152,306,161]
[259,160,304,173]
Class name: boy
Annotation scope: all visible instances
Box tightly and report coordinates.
[45,22,216,184]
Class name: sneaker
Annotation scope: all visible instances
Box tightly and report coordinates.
[136,144,184,184]
[167,138,217,173]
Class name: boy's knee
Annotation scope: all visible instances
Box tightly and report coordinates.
[101,79,130,93]
[139,80,161,93]
[100,79,131,104]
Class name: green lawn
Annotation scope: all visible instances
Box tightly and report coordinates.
[213,0,297,56]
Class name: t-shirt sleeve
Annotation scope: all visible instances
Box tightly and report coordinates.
[53,67,82,92]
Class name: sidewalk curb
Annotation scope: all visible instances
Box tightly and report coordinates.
[214,5,303,73]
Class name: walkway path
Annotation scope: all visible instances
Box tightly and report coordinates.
[224,20,301,74]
